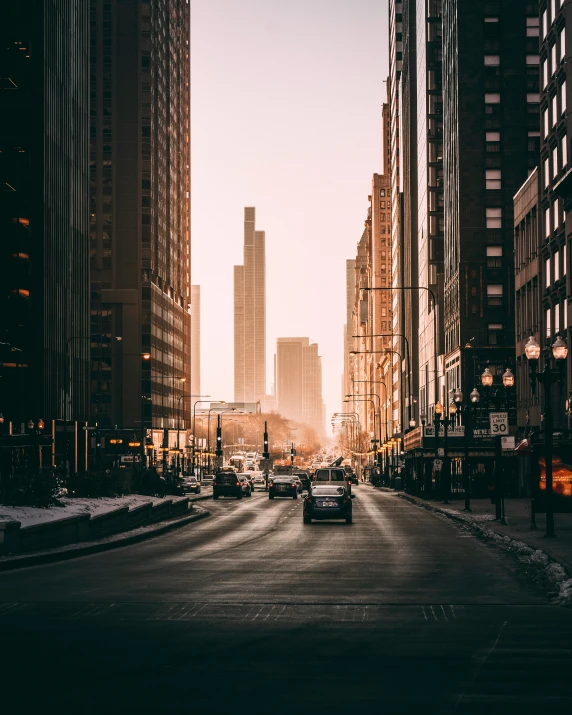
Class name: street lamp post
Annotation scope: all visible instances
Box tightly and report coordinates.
[350,349,404,440]
[480,365,515,524]
[525,334,568,537]
[353,332,413,428]
[434,400,456,504]
[345,393,381,474]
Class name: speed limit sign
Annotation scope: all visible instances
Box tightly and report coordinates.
[489,412,508,435]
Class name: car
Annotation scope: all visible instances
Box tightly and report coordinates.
[292,471,311,491]
[292,475,303,493]
[202,474,214,486]
[213,471,248,499]
[180,475,201,494]
[303,484,353,524]
[238,472,255,492]
[313,467,352,496]
[253,473,266,489]
[268,475,298,499]
[237,474,253,497]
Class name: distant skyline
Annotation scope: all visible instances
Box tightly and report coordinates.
[191,0,389,430]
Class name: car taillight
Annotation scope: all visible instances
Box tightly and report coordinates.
[236,482,241,487]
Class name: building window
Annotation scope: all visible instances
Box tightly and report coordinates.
[561,27,566,61]
[555,303,561,332]
[543,59,549,89]
[486,131,500,143]
[486,169,501,189]
[485,93,501,103]
[527,17,539,37]
[544,109,549,138]
[380,189,385,197]
[487,246,502,268]
[380,200,385,209]
[544,157,550,188]
[484,55,500,65]
[561,81,567,114]
[563,138,569,169]
[553,145,559,178]
[526,55,540,65]
[488,324,503,345]
[555,250,560,282]
[552,44,557,73]
[487,284,503,306]
[546,258,551,287]
[542,10,548,39]
[554,198,560,229]
[486,207,502,228]
[546,307,552,338]
[527,93,540,104]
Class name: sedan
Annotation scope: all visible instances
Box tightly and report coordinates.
[180,476,201,494]
[303,485,352,524]
[268,476,298,499]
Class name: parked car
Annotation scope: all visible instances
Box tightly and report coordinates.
[180,475,201,494]
[269,475,298,499]
[213,472,248,499]
[303,484,353,524]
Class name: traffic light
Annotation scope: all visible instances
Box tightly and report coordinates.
[262,421,270,459]
[216,418,223,457]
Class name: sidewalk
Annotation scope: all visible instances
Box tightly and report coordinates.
[397,491,572,604]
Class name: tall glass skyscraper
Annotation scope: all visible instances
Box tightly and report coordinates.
[89,0,191,449]
[0,3,90,434]
[234,207,266,403]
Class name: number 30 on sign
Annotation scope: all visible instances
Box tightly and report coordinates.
[489,412,508,435]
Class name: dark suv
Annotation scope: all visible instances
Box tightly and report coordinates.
[292,471,311,491]
[268,476,298,499]
[213,471,244,499]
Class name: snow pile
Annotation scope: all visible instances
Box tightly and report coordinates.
[0,495,178,528]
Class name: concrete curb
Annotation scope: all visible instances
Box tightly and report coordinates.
[0,508,210,572]
[397,492,572,605]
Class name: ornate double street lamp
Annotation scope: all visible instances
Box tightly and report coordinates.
[434,400,457,504]
[525,334,568,537]
[473,365,516,524]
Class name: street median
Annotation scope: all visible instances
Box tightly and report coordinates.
[0,498,210,571]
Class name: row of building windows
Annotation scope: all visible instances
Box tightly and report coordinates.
[542,0,565,40]
[545,244,567,288]
[542,81,567,137]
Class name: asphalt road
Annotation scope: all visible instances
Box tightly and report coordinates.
[0,486,571,714]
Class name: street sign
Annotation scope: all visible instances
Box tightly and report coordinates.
[489,412,508,436]
[434,459,443,471]
[437,447,444,457]
[501,436,515,450]
[120,455,141,463]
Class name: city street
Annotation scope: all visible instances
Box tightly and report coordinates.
[0,487,571,714]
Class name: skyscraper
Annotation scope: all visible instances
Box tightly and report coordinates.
[234,207,266,403]
[276,338,324,438]
[0,4,90,438]
[191,285,201,401]
[89,0,191,448]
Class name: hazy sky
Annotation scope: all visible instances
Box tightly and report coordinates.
[191,0,389,431]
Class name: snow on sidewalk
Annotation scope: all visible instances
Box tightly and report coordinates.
[0,495,179,528]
